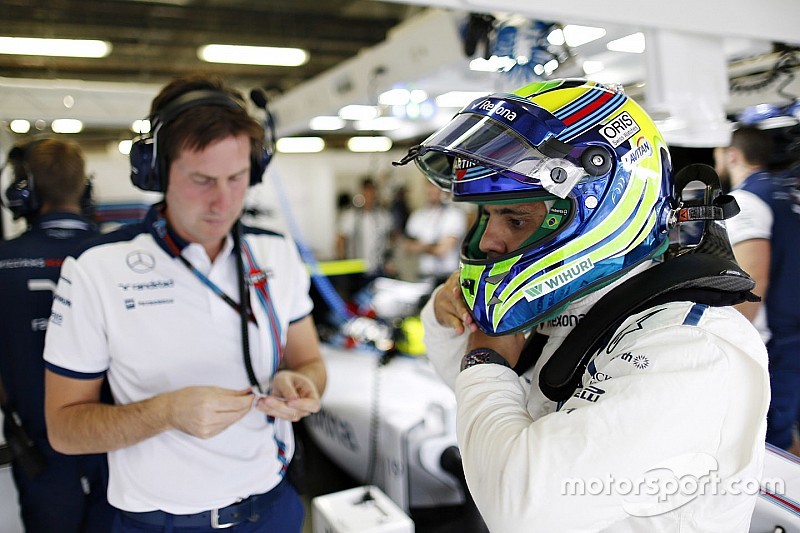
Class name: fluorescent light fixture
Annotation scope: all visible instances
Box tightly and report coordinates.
[355,117,401,131]
[338,105,380,121]
[379,89,410,106]
[607,33,646,53]
[198,44,308,66]
[409,90,428,104]
[563,25,607,47]
[276,137,325,153]
[51,119,82,134]
[309,116,345,131]
[582,60,604,75]
[469,55,516,72]
[9,119,30,134]
[347,136,392,153]
[435,91,490,108]
[0,37,111,57]
[132,119,151,134]
[118,139,133,155]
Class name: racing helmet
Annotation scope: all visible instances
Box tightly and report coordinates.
[400,79,674,335]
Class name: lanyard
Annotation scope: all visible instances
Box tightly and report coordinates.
[150,215,285,368]
[154,219,258,324]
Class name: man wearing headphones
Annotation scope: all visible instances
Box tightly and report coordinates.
[43,75,326,532]
[0,139,114,532]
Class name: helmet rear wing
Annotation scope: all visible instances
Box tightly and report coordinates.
[667,163,741,261]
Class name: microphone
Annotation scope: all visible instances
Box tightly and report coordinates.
[250,88,268,110]
[250,88,275,156]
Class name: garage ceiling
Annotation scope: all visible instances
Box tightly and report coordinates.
[0,0,414,91]
[0,0,798,147]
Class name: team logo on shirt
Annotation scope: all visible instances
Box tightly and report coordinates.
[126,251,155,273]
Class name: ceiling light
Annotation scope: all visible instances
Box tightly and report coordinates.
[9,119,30,134]
[582,61,604,75]
[355,117,401,131]
[309,116,345,131]
[198,44,308,66]
[607,33,646,54]
[547,29,565,46]
[347,136,392,153]
[379,89,410,106]
[118,140,133,155]
[338,105,380,121]
[469,55,516,72]
[435,91,491,108]
[544,59,560,75]
[132,119,151,134]
[562,25,607,47]
[51,119,82,134]
[0,37,110,58]
[409,90,428,104]
[276,137,325,153]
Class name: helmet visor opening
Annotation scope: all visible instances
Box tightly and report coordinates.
[415,113,586,198]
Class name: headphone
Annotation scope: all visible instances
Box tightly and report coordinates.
[129,89,272,192]
[4,140,44,220]
[3,139,94,221]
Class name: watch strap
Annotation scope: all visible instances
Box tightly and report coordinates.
[460,348,512,372]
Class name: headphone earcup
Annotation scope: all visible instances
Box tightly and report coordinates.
[4,144,39,219]
[249,147,272,186]
[4,177,39,220]
[129,136,163,192]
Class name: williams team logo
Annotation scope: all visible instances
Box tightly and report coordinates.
[126,251,156,273]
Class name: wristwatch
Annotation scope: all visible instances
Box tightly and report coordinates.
[460,348,512,372]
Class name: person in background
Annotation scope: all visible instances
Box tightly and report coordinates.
[335,177,393,281]
[716,125,800,455]
[0,138,115,532]
[402,180,467,285]
[397,79,769,532]
[43,74,326,532]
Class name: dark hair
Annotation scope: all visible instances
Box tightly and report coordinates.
[151,74,264,167]
[14,139,85,208]
[731,126,774,168]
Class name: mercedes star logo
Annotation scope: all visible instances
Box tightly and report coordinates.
[126,251,156,273]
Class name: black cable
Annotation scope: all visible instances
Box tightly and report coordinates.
[233,221,260,393]
[364,356,383,486]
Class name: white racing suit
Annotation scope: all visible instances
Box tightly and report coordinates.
[421,270,770,533]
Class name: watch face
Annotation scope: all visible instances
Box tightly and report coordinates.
[461,349,510,371]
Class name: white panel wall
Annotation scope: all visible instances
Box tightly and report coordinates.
[3,143,431,260]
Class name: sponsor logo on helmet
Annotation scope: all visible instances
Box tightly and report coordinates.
[522,257,594,301]
[472,99,518,122]
[621,137,653,170]
[599,111,640,148]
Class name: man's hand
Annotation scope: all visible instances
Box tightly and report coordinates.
[255,370,321,422]
[164,386,254,439]
[434,271,478,335]
[467,328,527,368]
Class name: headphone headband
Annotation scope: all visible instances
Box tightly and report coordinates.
[130,88,270,192]
[151,89,245,129]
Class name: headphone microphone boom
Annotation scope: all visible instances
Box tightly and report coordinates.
[249,88,276,159]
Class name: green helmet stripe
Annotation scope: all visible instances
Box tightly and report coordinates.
[498,167,651,300]
[488,169,661,328]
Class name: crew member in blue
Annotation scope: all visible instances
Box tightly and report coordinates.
[718,126,800,454]
[0,138,115,532]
